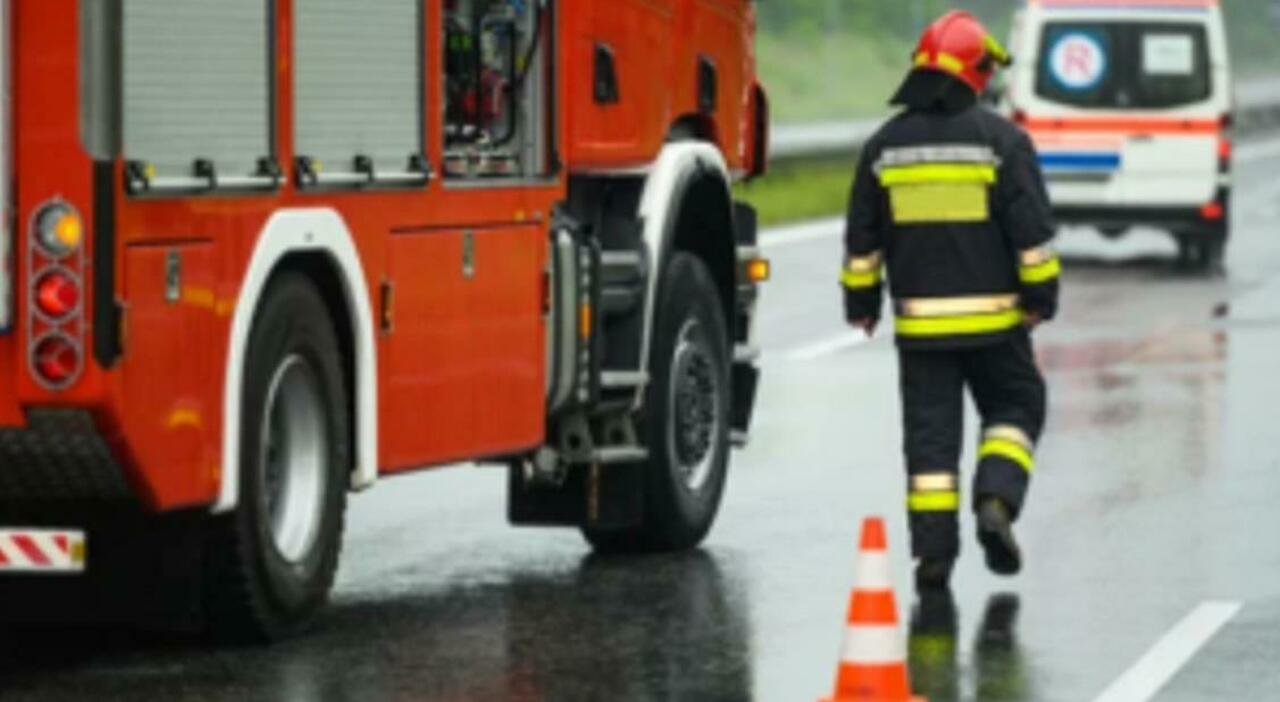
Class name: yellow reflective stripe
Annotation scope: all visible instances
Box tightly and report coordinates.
[915,50,966,75]
[985,35,1012,66]
[880,165,995,224]
[879,164,997,187]
[841,268,881,290]
[900,294,1018,318]
[980,438,1035,473]
[909,491,960,512]
[888,183,989,224]
[896,309,1024,337]
[984,425,1033,451]
[1020,256,1061,284]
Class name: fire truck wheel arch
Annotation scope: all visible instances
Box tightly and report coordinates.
[215,208,379,514]
[636,141,734,406]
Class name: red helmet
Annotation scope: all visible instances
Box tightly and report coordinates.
[910,11,1012,94]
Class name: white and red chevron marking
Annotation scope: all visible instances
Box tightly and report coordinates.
[0,529,86,573]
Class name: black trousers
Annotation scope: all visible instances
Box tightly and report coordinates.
[899,331,1047,560]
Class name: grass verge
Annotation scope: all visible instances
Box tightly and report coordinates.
[733,157,856,228]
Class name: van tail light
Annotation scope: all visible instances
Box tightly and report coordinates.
[32,334,81,388]
[1200,201,1224,221]
[1220,113,1234,130]
[1217,135,1232,174]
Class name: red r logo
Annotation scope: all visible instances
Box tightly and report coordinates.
[1065,42,1092,79]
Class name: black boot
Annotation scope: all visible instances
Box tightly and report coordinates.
[914,557,955,592]
[977,498,1022,576]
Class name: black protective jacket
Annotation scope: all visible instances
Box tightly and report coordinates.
[843,78,1060,350]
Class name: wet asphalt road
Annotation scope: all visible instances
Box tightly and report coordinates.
[3,137,1280,701]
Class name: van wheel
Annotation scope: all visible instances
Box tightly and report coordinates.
[204,272,349,642]
[1177,231,1226,274]
[583,253,732,553]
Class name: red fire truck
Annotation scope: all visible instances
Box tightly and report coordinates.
[0,0,767,639]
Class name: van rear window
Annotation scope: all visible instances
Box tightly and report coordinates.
[1036,22,1211,109]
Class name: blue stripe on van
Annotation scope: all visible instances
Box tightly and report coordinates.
[1038,152,1122,170]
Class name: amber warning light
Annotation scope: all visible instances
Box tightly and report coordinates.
[36,204,83,257]
[744,257,771,284]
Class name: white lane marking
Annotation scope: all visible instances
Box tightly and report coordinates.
[1092,600,1241,702]
[786,331,870,361]
[759,217,842,251]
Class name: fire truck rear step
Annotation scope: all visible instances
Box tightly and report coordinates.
[599,370,648,389]
[590,446,649,464]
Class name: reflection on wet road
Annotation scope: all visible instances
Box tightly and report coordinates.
[4,136,1280,701]
[2,551,753,701]
[909,593,1036,702]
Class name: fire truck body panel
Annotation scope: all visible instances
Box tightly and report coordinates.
[564,0,756,173]
[1,0,766,634]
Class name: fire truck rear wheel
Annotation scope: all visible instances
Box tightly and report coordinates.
[584,252,731,553]
[205,272,349,642]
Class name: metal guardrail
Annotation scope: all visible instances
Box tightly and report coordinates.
[770,78,1280,165]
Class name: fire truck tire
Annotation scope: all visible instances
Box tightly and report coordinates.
[584,252,731,553]
[204,272,349,642]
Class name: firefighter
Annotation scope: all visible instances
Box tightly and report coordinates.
[842,11,1059,591]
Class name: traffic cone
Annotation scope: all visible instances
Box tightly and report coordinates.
[820,517,926,702]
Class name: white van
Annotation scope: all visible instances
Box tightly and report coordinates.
[1003,0,1233,269]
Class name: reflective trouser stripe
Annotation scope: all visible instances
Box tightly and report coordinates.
[896,309,1024,337]
[984,424,1033,450]
[911,473,957,492]
[908,491,960,512]
[1020,257,1061,284]
[980,437,1035,473]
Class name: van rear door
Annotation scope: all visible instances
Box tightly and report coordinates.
[1032,19,1220,207]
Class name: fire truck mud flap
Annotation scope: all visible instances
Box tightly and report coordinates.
[0,508,206,628]
[508,462,647,531]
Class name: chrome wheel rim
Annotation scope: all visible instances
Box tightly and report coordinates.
[667,318,722,492]
[259,354,327,564]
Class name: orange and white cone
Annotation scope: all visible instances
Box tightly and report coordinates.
[820,517,926,702]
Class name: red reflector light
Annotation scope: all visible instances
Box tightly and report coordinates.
[33,335,80,387]
[1013,110,1028,126]
[1217,138,1232,160]
[34,270,80,320]
[1200,202,1225,221]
